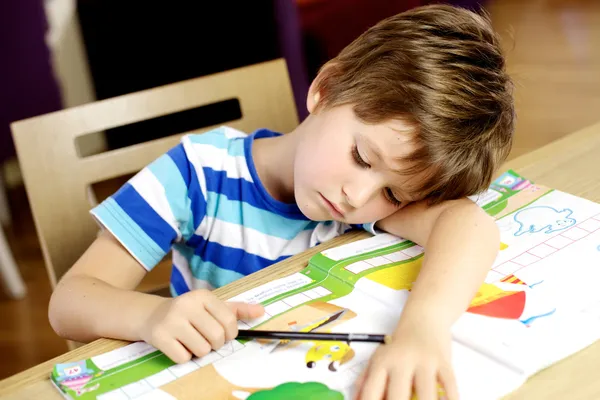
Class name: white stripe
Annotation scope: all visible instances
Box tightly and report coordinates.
[191,278,215,291]
[182,137,208,198]
[194,214,212,241]
[129,169,181,241]
[190,143,253,182]
[173,250,193,289]
[198,218,312,260]
[222,126,248,138]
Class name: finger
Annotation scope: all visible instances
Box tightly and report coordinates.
[190,309,226,350]
[414,368,437,400]
[353,367,368,400]
[386,368,413,400]
[358,367,388,400]
[227,301,265,320]
[175,322,212,359]
[205,298,239,341]
[155,335,192,364]
[438,366,460,400]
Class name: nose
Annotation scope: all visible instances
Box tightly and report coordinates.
[342,174,380,209]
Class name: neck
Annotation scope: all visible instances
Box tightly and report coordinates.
[252,126,301,203]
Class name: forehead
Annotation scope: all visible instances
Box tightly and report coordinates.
[361,119,418,158]
[360,120,433,200]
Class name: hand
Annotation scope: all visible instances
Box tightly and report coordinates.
[139,289,264,363]
[354,316,459,400]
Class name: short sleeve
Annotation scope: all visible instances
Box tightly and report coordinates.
[90,143,206,270]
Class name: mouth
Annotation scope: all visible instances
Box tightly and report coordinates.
[319,193,345,219]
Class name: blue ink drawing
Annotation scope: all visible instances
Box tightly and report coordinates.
[521,308,557,326]
[513,206,576,236]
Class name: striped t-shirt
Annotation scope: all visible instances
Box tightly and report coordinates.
[91,126,376,296]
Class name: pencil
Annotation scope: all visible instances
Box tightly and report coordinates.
[237,329,391,344]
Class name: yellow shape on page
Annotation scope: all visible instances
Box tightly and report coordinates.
[365,257,423,290]
[365,254,520,312]
[411,385,446,399]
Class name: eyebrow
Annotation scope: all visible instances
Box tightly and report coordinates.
[359,134,404,174]
[359,135,418,202]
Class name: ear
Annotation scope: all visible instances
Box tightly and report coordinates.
[306,62,338,114]
[306,78,321,114]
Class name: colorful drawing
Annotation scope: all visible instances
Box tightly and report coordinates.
[411,386,447,400]
[246,382,343,399]
[467,275,556,326]
[268,308,356,371]
[495,171,523,189]
[306,341,354,371]
[54,361,102,396]
[367,259,555,326]
[513,206,576,236]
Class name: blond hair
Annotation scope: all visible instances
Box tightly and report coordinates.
[314,5,515,204]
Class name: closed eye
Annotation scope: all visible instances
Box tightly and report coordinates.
[352,143,403,207]
[351,145,370,169]
[385,188,402,207]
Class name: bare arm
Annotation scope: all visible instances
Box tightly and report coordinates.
[48,230,168,343]
[377,198,499,329]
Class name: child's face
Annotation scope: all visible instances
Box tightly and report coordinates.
[293,103,424,224]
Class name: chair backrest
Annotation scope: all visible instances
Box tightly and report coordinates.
[11,59,299,288]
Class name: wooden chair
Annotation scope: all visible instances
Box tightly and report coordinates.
[10,59,299,295]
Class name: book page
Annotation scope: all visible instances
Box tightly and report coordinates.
[329,179,600,379]
[50,171,600,400]
[453,188,600,375]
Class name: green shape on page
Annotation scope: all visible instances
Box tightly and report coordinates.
[246,382,344,400]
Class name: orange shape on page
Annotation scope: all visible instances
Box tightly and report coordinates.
[467,291,526,319]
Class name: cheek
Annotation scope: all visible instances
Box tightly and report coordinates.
[297,138,348,183]
[351,198,399,223]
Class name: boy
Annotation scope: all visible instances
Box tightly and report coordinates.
[49,5,514,400]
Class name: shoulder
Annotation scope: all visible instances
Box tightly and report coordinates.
[179,126,250,163]
[183,126,248,147]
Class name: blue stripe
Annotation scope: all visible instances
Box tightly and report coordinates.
[91,198,165,269]
[166,145,191,187]
[361,222,378,235]
[188,130,245,157]
[147,153,196,241]
[194,260,246,288]
[188,235,289,276]
[165,144,207,232]
[202,168,306,220]
[204,192,311,240]
[176,245,246,288]
[227,138,245,157]
[170,265,190,296]
[112,183,178,253]
[346,224,364,233]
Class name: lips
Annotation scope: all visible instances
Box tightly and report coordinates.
[319,193,345,219]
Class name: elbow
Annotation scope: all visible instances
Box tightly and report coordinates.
[480,207,500,241]
[48,277,81,340]
[473,206,501,256]
[48,284,67,339]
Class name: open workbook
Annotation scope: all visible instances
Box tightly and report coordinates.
[51,170,600,400]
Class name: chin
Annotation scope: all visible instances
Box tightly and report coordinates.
[297,202,326,221]
[295,191,326,221]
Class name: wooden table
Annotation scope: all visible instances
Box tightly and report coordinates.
[1,121,600,399]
